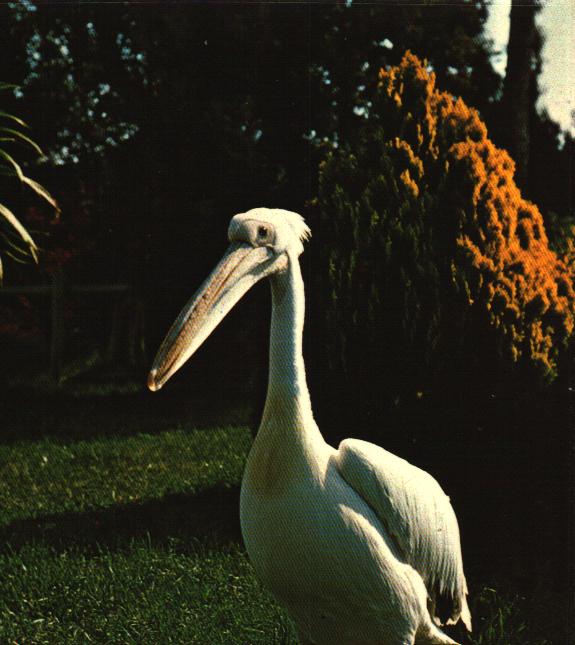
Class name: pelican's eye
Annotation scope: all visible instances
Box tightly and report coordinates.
[256,225,274,246]
[246,220,274,247]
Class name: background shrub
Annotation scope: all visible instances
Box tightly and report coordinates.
[311,52,574,438]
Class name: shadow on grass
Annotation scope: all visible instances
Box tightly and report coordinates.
[0,484,242,553]
[0,380,254,445]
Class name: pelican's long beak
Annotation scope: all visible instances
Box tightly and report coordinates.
[148,242,274,391]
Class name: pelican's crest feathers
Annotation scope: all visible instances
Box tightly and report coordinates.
[234,207,311,245]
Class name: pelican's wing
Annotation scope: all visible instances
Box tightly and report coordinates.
[335,438,471,631]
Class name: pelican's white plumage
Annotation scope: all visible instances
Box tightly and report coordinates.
[149,208,471,645]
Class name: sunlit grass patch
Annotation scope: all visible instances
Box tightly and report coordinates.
[0,539,297,645]
[0,426,251,524]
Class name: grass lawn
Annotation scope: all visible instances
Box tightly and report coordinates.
[0,425,298,644]
[0,541,295,644]
[0,389,560,644]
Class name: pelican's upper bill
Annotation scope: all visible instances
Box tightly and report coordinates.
[147,208,310,392]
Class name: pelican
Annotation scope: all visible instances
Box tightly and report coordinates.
[148,208,472,645]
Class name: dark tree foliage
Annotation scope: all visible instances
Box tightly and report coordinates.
[0,2,498,283]
[0,1,503,376]
[487,0,572,241]
[499,0,541,187]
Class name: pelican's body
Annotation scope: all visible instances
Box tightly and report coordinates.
[149,208,471,645]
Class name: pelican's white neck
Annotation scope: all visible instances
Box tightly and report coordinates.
[244,250,326,497]
[262,251,313,425]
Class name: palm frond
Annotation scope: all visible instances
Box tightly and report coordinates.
[0,127,43,155]
[4,248,31,264]
[0,149,60,215]
[0,230,33,257]
[0,91,60,277]
[0,202,38,262]
[0,147,26,180]
[22,176,60,215]
[0,110,28,128]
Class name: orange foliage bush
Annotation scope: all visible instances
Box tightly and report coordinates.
[377,52,574,379]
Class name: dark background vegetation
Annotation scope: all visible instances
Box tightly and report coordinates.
[0,1,573,643]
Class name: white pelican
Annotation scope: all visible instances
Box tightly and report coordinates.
[148,208,472,645]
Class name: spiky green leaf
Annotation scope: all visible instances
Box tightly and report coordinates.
[22,176,60,215]
[0,148,25,180]
[0,231,32,257]
[0,149,60,215]
[0,127,43,155]
[4,248,30,264]
[0,202,38,262]
[0,110,28,128]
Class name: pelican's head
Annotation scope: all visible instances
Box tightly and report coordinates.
[148,207,310,391]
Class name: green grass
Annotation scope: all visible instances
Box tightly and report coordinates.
[0,427,250,523]
[0,541,297,644]
[0,424,298,644]
[0,410,563,644]
[467,588,554,645]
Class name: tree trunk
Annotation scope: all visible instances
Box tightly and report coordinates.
[501,0,539,187]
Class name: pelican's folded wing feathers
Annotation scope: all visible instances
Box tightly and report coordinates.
[335,438,471,631]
